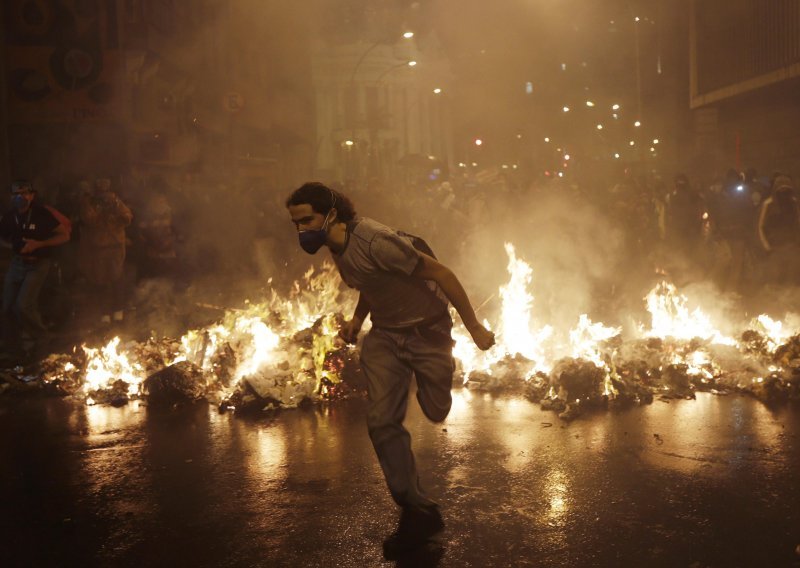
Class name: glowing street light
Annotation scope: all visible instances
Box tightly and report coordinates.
[544,137,550,142]
[586,100,595,107]
[563,106,570,112]
[403,31,415,39]
[564,154,571,160]
[629,140,635,146]
[375,60,418,84]
[344,140,354,146]
[614,153,620,159]
[634,120,641,127]
[474,139,483,146]
[433,87,442,94]
[596,124,604,130]
[612,103,620,110]
[653,138,660,144]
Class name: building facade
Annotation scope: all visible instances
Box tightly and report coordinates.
[310,34,453,187]
[2,0,314,194]
[690,0,800,175]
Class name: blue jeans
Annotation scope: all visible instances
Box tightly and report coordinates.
[360,326,455,508]
[2,257,51,353]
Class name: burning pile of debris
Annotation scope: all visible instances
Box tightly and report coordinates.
[458,282,800,420]
[3,245,799,421]
[6,262,365,411]
[500,329,800,421]
[451,249,800,420]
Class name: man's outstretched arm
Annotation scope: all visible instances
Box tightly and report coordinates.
[412,253,495,350]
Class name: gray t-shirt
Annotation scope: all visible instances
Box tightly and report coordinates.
[332,217,449,329]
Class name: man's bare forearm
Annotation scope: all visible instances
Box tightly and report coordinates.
[352,293,370,324]
[412,255,480,329]
[434,267,480,330]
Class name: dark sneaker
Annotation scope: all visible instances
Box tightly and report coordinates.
[383,505,445,560]
[382,533,444,562]
[403,503,444,530]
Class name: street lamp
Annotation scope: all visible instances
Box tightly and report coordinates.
[345,31,414,182]
[349,32,416,86]
[374,60,417,85]
[345,32,417,181]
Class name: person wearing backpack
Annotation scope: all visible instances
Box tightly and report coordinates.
[286,182,494,557]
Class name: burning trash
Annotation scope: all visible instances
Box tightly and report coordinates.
[1,244,798,421]
[11,262,364,411]
[143,361,208,407]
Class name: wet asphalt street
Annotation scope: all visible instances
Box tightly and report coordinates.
[1,390,799,568]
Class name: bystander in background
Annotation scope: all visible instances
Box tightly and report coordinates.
[78,177,133,324]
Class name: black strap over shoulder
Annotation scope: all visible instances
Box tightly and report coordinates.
[397,230,437,259]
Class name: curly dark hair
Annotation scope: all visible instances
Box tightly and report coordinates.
[285,182,357,222]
